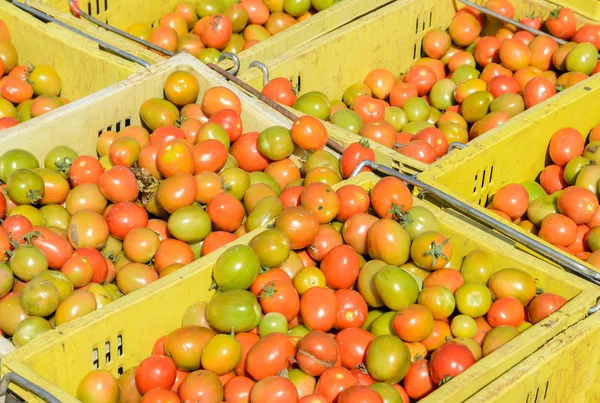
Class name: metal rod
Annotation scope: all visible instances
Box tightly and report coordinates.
[12,1,150,67]
[66,0,175,57]
[350,159,600,286]
[205,62,347,155]
[219,52,241,76]
[249,61,270,87]
[0,373,61,403]
[458,0,568,45]
[588,298,600,315]
[447,142,467,152]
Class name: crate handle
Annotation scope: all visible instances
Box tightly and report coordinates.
[64,0,175,58]
[219,53,241,77]
[0,372,60,403]
[447,142,467,153]
[350,159,600,286]
[248,61,270,87]
[205,62,347,155]
[588,298,600,315]
[12,0,151,68]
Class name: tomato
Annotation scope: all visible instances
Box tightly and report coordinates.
[250,376,298,402]
[202,86,242,117]
[546,8,577,40]
[342,213,378,255]
[306,224,342,262]
[106,201,148,240]
[486,296,525,328]
[290,115,328,151]
[192,139,228,174]
[448,13,481,47]
[76,371,120,403]
[263,78,297,107]
[336,184,370,222]
[482,325,519,356]
[230,132,270,172]
[67,210,109,249]
[135,355,177,395]
[212,244,260,292]
[178,370,224,402]
[224,376,255,403]
[422,29,452,59]
[417,285,455,321]
[275,206,320,249]
[315,367,357,401]
[300,286,338,332]
[529,36,559,71]
[333,327,374,370]
[154,238,194,274]
[523,77,556,109]
[364,68,396,100]
[450,315,477,338]
[296,330,338,376]
[488,268,537,306]
[368,219,411,268]
[156,173,198,213]
[527,293,567,324]
[248,228,291,268]
[370,177,413,219]
[540,165,567,194]
[389,83,418,108]
[455,282,492,318]
[338,385,384,403]
[259,279,300,321]
[245,332,295,381]
[340,141,375,179]
[353,96,385,124]
[539,213,577,246]
[334,289,368,329]
[410,231,452,270]
[405,66,436,97]
[392,304,434,342]
[423,268,464,293]
[557,186,598,224]
[403,358,435,399]
[430,342,475,384]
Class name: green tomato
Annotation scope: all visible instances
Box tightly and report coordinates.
[10,246,48,282]
[520,180,548,202]
[311,0,336,11]
[455,282,493,318]
[167,205,212,243]
[384,107,408,132]
[43,145,78,178]
[402,121,433,134]
[246,196,284,231]
[402,97,430,122]
[12,316,52,347]
[288,324,311,337]
[331,109,364,134]
[451,65,480,84]
[212,245,260,292]
[17,99,34,122]
[362,309,385,332]
[139,98,179,131]
[258,126,295,161]
[283,0,311,17]
[429,79,457,111]
[370,311,397,336]
[400,206,441,241]
[370,382,403,403]
[198,48,222,64]
[293,92,331,120]
[490,93,525,117]
[461,91,493,123]
[563,156,591,185]
[342,83,372,108]
[249,171,282,195]
[566,42,598,75]
[357,260,388,308]
[195,0,225,17]
[196,122,231,150]
[7,169,45,205]
[0,149,39,183]
[258,312,289,337]
[451,314,478,338]
[39,204,71,230]
[366,335,411,383]
[0,262,13,299]
[206,290,262,333]
[305,149,341,178]
[248,228,291,268]
[373,265,419,311]
[220,167,250,200]
[526,194,559,226]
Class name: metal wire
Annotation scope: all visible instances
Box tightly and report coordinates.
[12,0,150,67]
[349,159,600,288]
[219,52,241,76]
[66,0,175,57]
[249,61,270,87]
[0,373,60,403]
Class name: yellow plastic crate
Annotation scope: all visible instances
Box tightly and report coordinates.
[0,0,144,101]
[26,0,395,73]
[547,0,600,22]
[418,71,600,277]
[2,171,599,402]
[468,310,600,402]
[236,0,598,174]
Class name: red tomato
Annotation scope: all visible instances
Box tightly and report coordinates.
[320,245,360,289]
[413,128,448,157]
[296,331,339,376]
[106,201,149,240]
[224,376,255,403]
[430,342,475,385]
[230,131,271,172]
[557,186,599,224]
[73,247,108,284]
[523,77,556,109]
[338,385,384,403]
[336,184,370,222]
[340,141,376,179]
[540,165,567,194]
[291,115,328,151]
[192,139,228,173]
[487,75,519,98]
[370,176,413,219]
[28,226,73,270]
[491,183,529,220]
[315,367,357,402]
[389,83,418,108]
[549,127,584,166]
[474,36,501,67]
[398,140,437,164]
[335,328,375,369]
[353,96,386,124]
[538,213,577,246]
[200,14,232,50]
[499,39,530,72]
[259,280,300,321]
[98,166,139,203]
[136,355,177,395]
[487,297,525,327]
[246,332,295,381]
[334,289,368,329]
[262,78,297,107]
[70,156,104,187]
[300,286,338,332]
[405,65,436,97]
[403,358,436,400]
[545,8,577,40]
[250,376,299,403]
[280,186,304,208]
[573,24,600,50]
[207,193,244,232]
[209,109,243,142]
[527,293,567,324]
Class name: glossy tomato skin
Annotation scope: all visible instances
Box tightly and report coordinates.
[430,342,476,385]
[76,370,120,403]
[370,177,413,219]
[136,355,177,395]
[315,367,358,402]
[340,141,376,179]
[300,286,338,332]
[404,358,436,400]
[527,293,567,324]
[246,332,295,381]
[296,331,339,376]
[250,376,299,403]
[263,78,297,107]
[335,327,375,369]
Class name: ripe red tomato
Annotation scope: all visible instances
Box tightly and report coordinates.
[405,65,436,97]
[491,183,529,220]
[557,186,599,224]
[246,332,295,381]
[230,131,270,172]
[98,166,139,203]
[300,286,338,332]
[338,385,384,403]
[259,280,300,322]
[207,193,244,232]
[403,358,436,400]
[320,245,360,289]
[527,293,567,324]
[192,139,228,173]
[106,201,149,240]
[251,376,299,403]
[340,141,376,179]
[540,164,567,194]
[275,206,320,250]
[200,14,232,50]
[301,182,340,224]
[296,331,339,376]
[538,213,577,246]
[334,289,368,329]
[136,355,177,395]
[353,96,386,124]
[335,327,375,369]
[398,140,437,164]
[430,342,476,385]
[70,156,104,187]
[262,78,297,107]
[520,15,542,30]
[549,127,584,166]
[413,128,448,157]
[487,297,525,328]
[546,8,577,40]
[315,367,358,402]
[523,77,556,109]
[370,176,413,219]
[390,83,418,107]
[336,184,370,222]
[291,115,328,151]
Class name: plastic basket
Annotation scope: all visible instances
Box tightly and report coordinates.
[26,0,395,73]
[547,0,600,22]
[418,69,600,276]
[2,171,599,402]
[235,0,599,174]
[0,1,146,101]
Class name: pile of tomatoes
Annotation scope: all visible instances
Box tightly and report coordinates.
[76,175,567,403]
[127,0,338,63]
[0,69,339,348]
[487,124,600,269]
[0,19,66,130]
[263,1,600,164]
